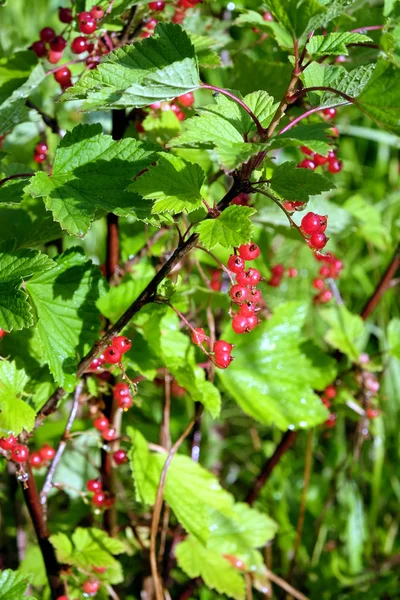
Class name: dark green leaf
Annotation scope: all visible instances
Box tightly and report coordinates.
[269,161,334,201]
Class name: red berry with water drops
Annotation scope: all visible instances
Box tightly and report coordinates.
[0,435,17,450]
[11,444,29,463]
[92,491,105,506]
[40,444,55,461]
[325,413,336,428]
[238,243,260,261]
[111,335,132,353]
[59,7,73,23]
[54,67,72,85]
[323,107,337,119]
[90,5,105,19]
[102,427,116,442]
[49,36,67,52]
[149,1,166,10]
[227,255,245,274]
[117,394,133,410]
[213,340,234,355]
[301,212,327,235]
[229,285,249,304]
[177,92,194,107]
[87,478,102,492]
[214,352,233,369]
[82,579,100,595]
[35,142,48,154]
[31,40,47,57]
[103,346,122,364]
[30,452,43,468]
[40,27,55,42]
[94,416,109,431]
[114,382,130,400]
[232,314,248,334]
[71,36,88,54]
[191,327,207,345]
[288,268,298,278]
[318,289,333,303]
[308,232,328,250]
[299,159,315,170]
[78,11,92,22]
[113,449,128,465]
[89,356,106,371]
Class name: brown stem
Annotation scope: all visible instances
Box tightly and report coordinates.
[26,100,61,135]
[266,70,301,139]
[245,431,298,505]
[150,410,202,600]
[361,243,400,320]
[265,567,310,600]
[120,5,137,45]
[21,463,65,598]
[292,86,355,104]
[0,173,33,187]
[106,213,120,280]
[35,182,242,427]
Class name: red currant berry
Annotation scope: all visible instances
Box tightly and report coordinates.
[177,92,194,107]
[232,314,248,334]
[231,192,250,206]
[35,142,48,154]
[298,159,315,170]
[89,356,106,371]
[93,566,107,574]
[56,596,69,600]
[54,67,72,85]
[0,435,17,450]
[30,452,43,468]
[102,427,116,442]
[263,11,273,20]
[239,302,256,317]
[324,413,336,428]
[150,101,161,110]
[271,264,284,276]
[87,478,102,492]
[321,395,331,408]
[149,1,166,10]
[94,416,109,431]
[47,50,63,64]
[113,449,128,465]
[238,243,260,261]
[82,579,100,595]
[268,275,281,287]
[365,376,380,393]
[318,289,333,303]
[71,36,88,54]
[33,152,46,164]
[322,107,337,119]
[229,285,249,305]
[366,408,379,419]
[283,201,296,211]
[113,382,130,399]
[171,381,186,397]
[117,395,133,410]
[300,146,314,156]
[191,327,207,345]
[313,153,328,166]
[246,314,259,331]
[40,444,55,461]
[288,268,298,278]
[245,267,261,286]
[327,158,342,174]
[249,287,262,303]
[214,352,233,369]
[103,346,122,364]
[308,232,328,250]
[59,7,73,23]
[49,36,67,52]
[11,444,29,463]
[90,5,105,19]
[213,340,234,354]
[111,335,132,353]
[324,386,337,399]
[31,40,47,57]
[146,18,158,30]
[78,11,92,22]
[301,212,327,235]
[227,255,245,274]
[312,278,325,290]
[92,491,105,507]
[319,265,330,277]
[79,18,97,34]
[40,27,56,42]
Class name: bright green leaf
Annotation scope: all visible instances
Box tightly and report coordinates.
[0,569,35,600]
[388,318,400,358]
[358,60,400,135]
[0,360,35,436]
[196,206,255,249]
[50,527,124,570]
[306,32,372,58]
[322,305,367,361]
[269,161,334,201]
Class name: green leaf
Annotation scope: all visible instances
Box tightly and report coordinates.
[0,360,35,436]
[268,123,332,155]
[142,109,181,144]
[306,32,372,58]
[358,60,400,135]
[62,23,200,110]
[267,0,327,37]
[196,206,255,250]
[217,303,332,430]
[26,124,158,237]
[215,142,269,171]
[0,198,64,249]
[322,306,368,361]
[176,537,246,600]
[388,318,400,359]
[128,152,205,215]
[0,241,54,331]
[235,10,293,49]
[25,248,106,390]
[269,161,334,201]
[50,527,124,570]
[0,51,46,136]
[0,569,35,600]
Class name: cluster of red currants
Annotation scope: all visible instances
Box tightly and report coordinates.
[30,444,56,468]
[227,243,263,334]
[89,335,132,370]
[56,575,101,599]
[136,92,195,132]
[33,141,49,164]
[191,329,235,369]
[0,435,29,463]
[300,211,329,250]
[312,251,344,304]
[172,0,203,24]
[86,477,116,510]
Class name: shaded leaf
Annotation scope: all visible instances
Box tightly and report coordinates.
[270,161,334,201]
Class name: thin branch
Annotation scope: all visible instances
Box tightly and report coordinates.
[201,83,266,138]
[150,412,201,600]
[277,106,330,135]
[265,567,310,600]
[292,86,355,104]
[26,100,61,135]
[350,25,384,33]
[245,431,298,505]
[361,243,400,320]
[120,5,137,45]
[266,69,301,139]
[0,173,33,187]
[40,382,83,513]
